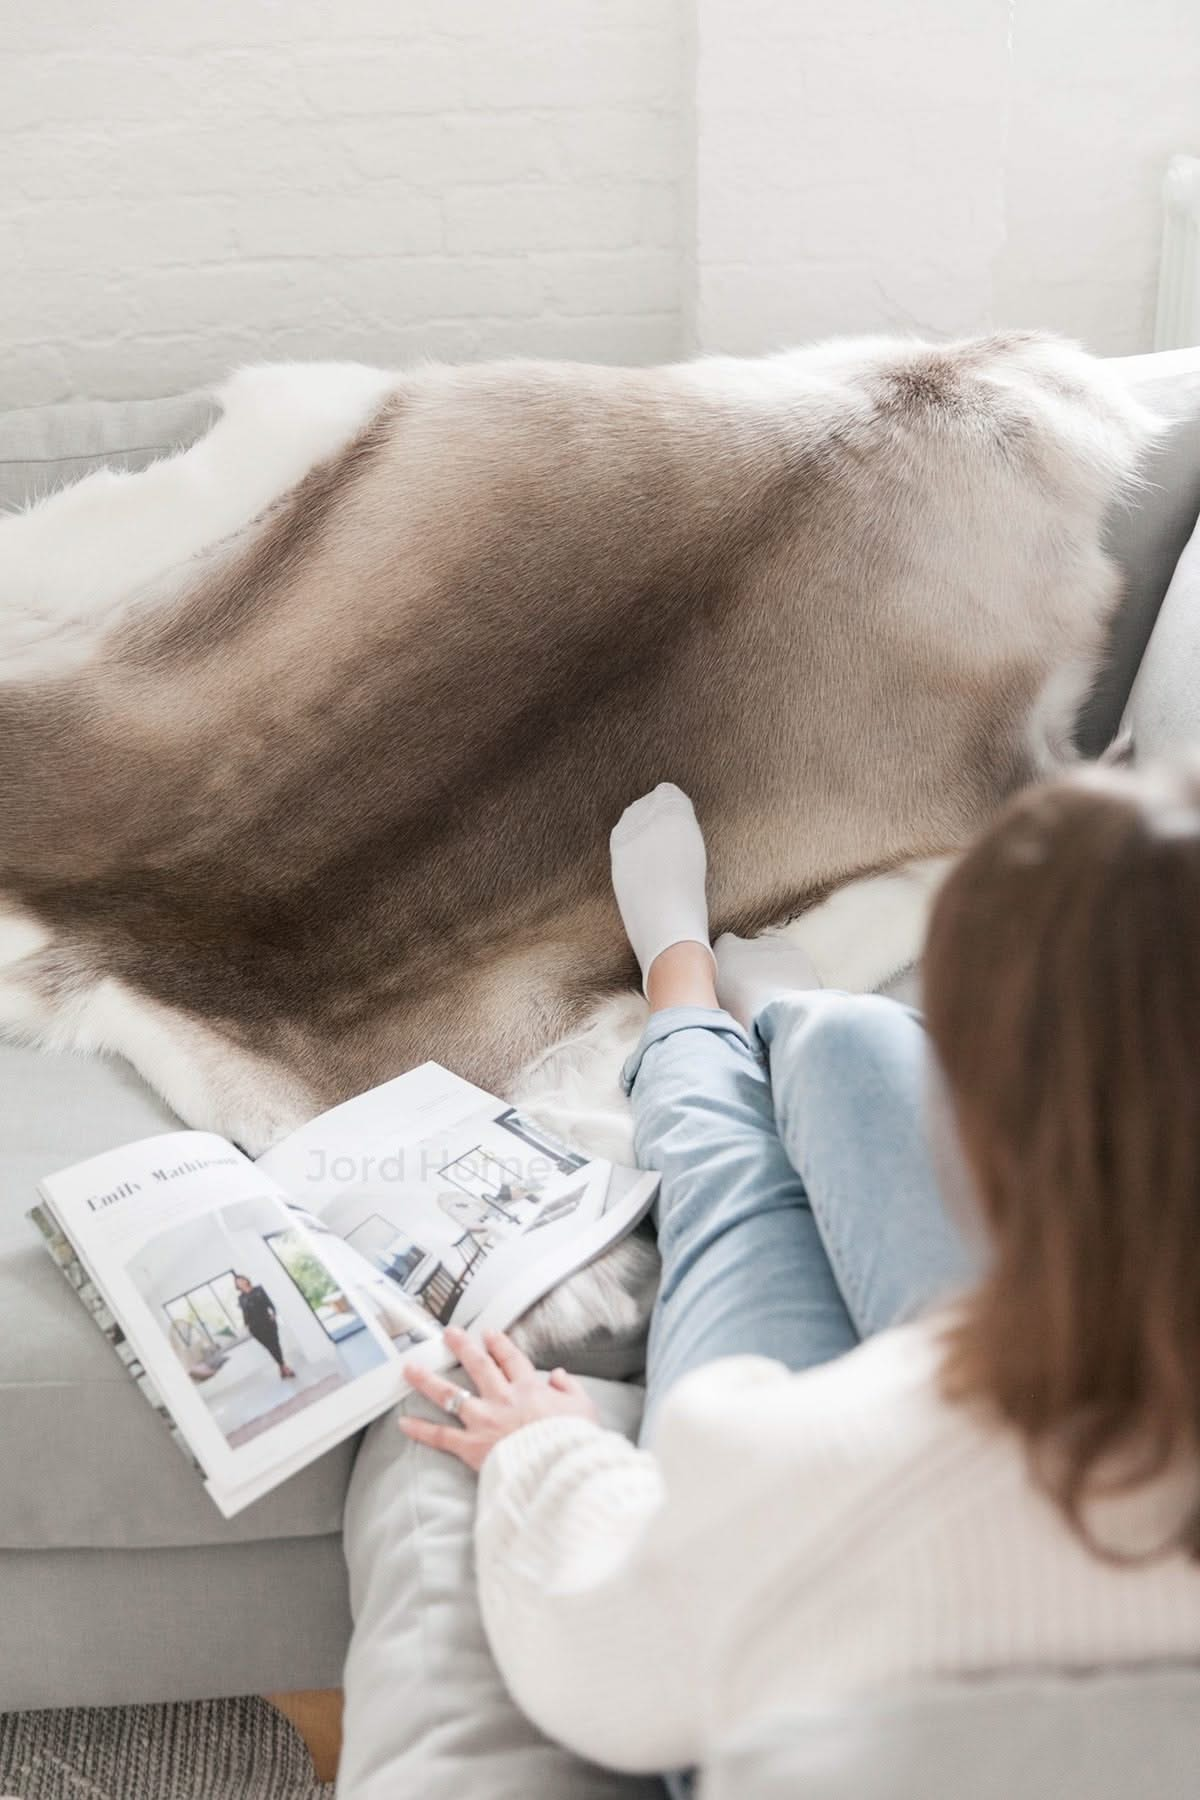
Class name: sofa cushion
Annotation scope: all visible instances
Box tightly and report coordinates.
[1079,346,1200,754]
[0,1040,357,1551]
[0,1535,353,1713]
[702,1668,1200,1800]
[1124,505,1200,760]
[0,390,217,512]
[340,1378,663,1800]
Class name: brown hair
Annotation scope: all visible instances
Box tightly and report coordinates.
[924,759,1200,1558]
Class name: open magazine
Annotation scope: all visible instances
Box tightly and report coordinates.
[32,1062,657,1518]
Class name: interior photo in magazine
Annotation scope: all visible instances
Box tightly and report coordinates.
[312,1103,595,1326]
[126,1196,389,1449]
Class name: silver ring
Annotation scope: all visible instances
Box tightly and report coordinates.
[444,1386,468,1419]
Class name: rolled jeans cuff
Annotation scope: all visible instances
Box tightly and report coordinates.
[620,1005,753,1095]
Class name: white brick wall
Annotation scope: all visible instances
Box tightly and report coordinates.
[694,0,1200,359]
[992,0,1200,352]
[694,0,1011,352]
[4,0,1197,406]
[3,0,687,405]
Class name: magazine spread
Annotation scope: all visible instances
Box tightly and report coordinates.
[35,1062,657,1517]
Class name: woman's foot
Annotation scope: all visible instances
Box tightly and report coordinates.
[714,931,823,1030]
[280,1363,297,1379]
[610,784,716,997]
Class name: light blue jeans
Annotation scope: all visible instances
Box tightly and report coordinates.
[621,992,978,1442]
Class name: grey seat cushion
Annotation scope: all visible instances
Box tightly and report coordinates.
[0,1534,353,1713]
[702,1667,1200,1800]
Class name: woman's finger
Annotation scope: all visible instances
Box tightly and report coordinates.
[548,1367,583,1396]
[404,1362,479,1424]
[398,1414,476,1463]
[483,1328,536,1384]
[445,1325,508,1401]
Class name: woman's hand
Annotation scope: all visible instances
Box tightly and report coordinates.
[399,1325,599,1473]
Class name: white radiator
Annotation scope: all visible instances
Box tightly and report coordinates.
[1155,155,1200,351]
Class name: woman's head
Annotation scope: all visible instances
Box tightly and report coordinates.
[233,1274,252,1292]
[923,758,1200,1552]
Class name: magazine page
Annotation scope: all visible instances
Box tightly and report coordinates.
[38,1129,448,1513]
[258,1063,659,1337]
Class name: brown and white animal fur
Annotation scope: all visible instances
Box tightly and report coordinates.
[0,334,1157,1344]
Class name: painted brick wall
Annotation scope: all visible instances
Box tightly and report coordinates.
[5,1,1197,407]
[694,0,1200,358]
[4,0,687,405]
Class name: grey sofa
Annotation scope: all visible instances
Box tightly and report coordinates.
[2,348,1200,1794]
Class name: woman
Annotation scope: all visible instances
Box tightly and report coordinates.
[399,771,1200,1779]
[233,1272,296,1380]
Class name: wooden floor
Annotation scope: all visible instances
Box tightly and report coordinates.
[266,1689,343,1784]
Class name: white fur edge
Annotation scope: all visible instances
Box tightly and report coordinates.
[0,361,399,679]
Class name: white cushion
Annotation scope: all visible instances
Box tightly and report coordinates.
[1080,347,1200,752]
[1125,507,1200,760]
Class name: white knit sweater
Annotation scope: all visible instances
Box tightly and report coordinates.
[474,1320,1200,1775]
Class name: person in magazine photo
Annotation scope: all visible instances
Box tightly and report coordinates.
[232,1272,296,1382]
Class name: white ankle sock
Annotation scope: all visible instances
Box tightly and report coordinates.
[610,784,713,991]
[714,931,822,1030]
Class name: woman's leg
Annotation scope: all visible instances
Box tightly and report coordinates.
[626,953,858,1442]
[255,1322,290,1374]
[608,789,859,1441]
[754,990,979,1338]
